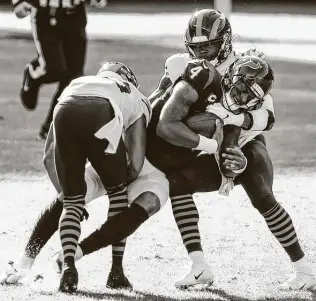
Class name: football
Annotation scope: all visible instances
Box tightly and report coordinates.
[184,112,222,138]
[185,112,241,178]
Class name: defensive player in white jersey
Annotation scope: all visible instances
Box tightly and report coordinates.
[0,61,175,292]
[52,61,148,292]
[148,9,316,290]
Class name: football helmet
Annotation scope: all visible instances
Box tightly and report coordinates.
[184,9,232,66]
[221,55,274,114]
[97,61,139,88]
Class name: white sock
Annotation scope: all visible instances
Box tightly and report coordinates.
[189,251,207,265]
[293,256,313,274]
[17,253,34,270]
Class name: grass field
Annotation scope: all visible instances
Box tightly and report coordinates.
[0,37,316,301]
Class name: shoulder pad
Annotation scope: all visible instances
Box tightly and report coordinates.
[165,53,191,83]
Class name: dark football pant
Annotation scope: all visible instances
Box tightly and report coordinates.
[53,96,128,195]
[168,137,304,262]
[167,138,273,204]
[30,6,87,132]
[53,95,128,265]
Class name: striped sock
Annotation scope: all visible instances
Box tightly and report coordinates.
[263,203,304,262]
[107,186,128,268]
[59,195,85,266]
[170,194,202,254]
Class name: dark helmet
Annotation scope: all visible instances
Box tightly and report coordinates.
[97,61,139,88]
[221,55,274,114]
[184,9,232,66]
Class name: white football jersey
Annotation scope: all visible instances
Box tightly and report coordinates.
[59,74,151,130]
[59,74,152,153]
[164,49,274,147]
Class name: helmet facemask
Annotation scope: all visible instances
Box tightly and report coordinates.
[221,55,271,114]
[222,75,265,114]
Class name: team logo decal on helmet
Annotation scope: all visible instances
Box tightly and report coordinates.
[184,9,232,66]
[221,55,274,114]
[97,61,139,89]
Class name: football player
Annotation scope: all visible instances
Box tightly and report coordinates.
[53,60,160,293]
[148,8,315,290]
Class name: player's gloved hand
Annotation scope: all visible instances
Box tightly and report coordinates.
[90,0,107,8]
[242,47,266,61]
[13,1,32,18]
[222,147,247,174]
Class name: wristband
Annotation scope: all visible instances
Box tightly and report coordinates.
[194,135,218,154]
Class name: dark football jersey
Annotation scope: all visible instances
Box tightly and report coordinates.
[177,59,223,115]
[146,59,223,173]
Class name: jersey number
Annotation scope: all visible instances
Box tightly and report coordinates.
[190,66,204,79]
[110,78,131,94]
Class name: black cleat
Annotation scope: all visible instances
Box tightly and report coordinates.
[59,266,78,294]
[20,64,40,111]
[106,267,133,290]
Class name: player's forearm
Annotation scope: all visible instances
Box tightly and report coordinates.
[157,121,200,148]
[148,75,172,104]
[148,88,166,104]
[124,116,147,184]
[242,109,275,131]
[43,127,62,194]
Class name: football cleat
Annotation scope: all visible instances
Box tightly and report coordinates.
[174,263,214,289]
[106,267,133,290]
[20,64,40,111]
[0,261,29,285]
[59,265,78,293]
[279,272,316,290]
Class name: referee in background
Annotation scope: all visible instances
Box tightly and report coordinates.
[12,0,106,139]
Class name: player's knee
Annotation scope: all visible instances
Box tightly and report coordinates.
[168,173,193,197]
[250,191,277,213]
[133,192,161,217]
